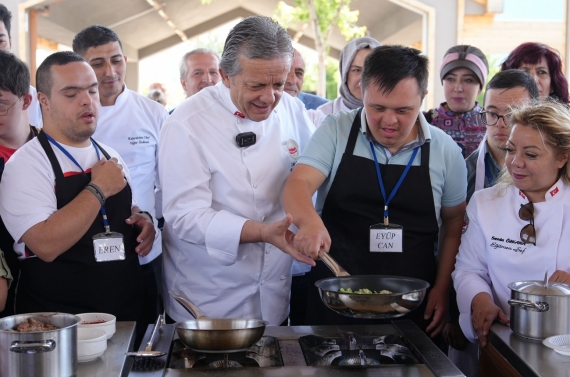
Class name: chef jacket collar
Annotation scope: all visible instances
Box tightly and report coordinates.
[515,177,565,204]
[215,82,280,120]
[361,107,429,159]
[216,82,242,118]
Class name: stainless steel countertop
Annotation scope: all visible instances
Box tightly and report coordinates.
[77,321,136,377]
[129,321,464,377]
[489,323,570,377]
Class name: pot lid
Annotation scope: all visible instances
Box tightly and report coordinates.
[508,281,570,295]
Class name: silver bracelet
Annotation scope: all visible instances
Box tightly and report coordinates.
[84,184,105,206]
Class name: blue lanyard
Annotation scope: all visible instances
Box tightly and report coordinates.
[44,133,111,231]
[369,142,419,224]
[484,159,494,187]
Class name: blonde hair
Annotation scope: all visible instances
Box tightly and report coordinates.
[496,101,570,190]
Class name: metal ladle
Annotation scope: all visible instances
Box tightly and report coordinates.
[126,314,166,357]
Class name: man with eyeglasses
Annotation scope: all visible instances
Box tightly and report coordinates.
[444,69,539,377]
[465,69,540,202]
[0,51,39,317]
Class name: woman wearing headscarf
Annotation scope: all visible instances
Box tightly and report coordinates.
[501,42,569,105]
[425,45,489,158]
[309,37,381,127]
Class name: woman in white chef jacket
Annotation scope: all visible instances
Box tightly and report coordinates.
[453,101,570,347]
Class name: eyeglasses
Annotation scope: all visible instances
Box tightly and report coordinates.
[0,96,23,116]
[479,110,511,127]
[519,202,536,246]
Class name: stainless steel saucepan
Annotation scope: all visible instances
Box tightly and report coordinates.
[315,251,430,319]
[169,290,268,353]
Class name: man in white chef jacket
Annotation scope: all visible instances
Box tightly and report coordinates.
[160,16,316,325]
[72,25,167,326]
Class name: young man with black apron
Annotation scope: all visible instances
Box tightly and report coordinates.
[283,45,467,337]
[0,53,155,341]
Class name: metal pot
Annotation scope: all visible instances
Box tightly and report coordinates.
[508,274,570,340]
[0,312,80,377]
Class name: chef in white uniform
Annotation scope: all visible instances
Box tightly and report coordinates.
[453,101,570,348]
[159,16,315,325]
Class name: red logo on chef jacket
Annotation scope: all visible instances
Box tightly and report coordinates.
[519,191,526,200]
[550,186,559,197]
[234,111,245,119]
[285,139,300,160]
[461,212,469,234]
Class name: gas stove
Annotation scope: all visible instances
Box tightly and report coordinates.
[127,320,465,376]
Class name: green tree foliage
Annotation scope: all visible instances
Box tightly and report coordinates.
[275,0,365,97]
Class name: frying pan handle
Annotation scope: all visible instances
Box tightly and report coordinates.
[318,250,350,277]
[169,290,210,319]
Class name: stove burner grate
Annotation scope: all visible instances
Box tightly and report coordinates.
[169,336,283,369]
[299,333,419,367]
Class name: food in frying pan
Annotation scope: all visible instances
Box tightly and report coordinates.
[339,288,393,294]
[15,318,59,332]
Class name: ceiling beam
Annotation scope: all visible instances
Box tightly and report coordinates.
[138,6,341,60]
[139,7,255,59]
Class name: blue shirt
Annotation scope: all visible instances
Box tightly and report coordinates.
[298,92,329,110]
[297,108,467,225]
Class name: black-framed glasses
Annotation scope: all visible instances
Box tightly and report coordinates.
[479,110,511,127]
[519,202,536,246]
[0,96,23,116]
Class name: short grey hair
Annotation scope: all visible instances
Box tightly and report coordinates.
[179,48,220,79]
[219,16,293,77]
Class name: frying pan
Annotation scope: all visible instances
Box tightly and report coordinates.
[315,251,430,319]
[169,290,268,353]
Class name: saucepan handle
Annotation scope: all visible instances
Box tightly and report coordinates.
[169,290,210,319]
[508,299,549,312]
[10,340,56,353]
[318,250,351,277]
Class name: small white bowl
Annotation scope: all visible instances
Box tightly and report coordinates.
[77,327,107,363]
[77,313,116,340]
[543,334,570,356]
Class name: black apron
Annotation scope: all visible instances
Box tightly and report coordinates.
[305,109,439,328]
[15,131,144,321]
[0,126,39,318]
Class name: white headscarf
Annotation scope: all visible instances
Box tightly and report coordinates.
[338,37,381,110]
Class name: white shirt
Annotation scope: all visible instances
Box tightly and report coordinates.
[28,86,42,128]
[0,137,134,259]
[95,85,167,264]
[159,83,315,324]
[317,96,350,115]
[453,179,570,342]
[307,96,351,128]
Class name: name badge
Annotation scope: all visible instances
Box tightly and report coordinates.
[370,223,403,252]
[93,232,126,262]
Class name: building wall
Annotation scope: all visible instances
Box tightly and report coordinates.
[462,14,565,61]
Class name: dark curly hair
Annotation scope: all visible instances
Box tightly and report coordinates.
[501,42,569,104]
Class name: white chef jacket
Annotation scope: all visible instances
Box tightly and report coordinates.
[95,85,167,264]
[159,83,315,325]
[453,179,570,342]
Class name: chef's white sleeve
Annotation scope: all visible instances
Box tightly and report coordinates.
[159,120,248,266]
[452,197,494,343]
